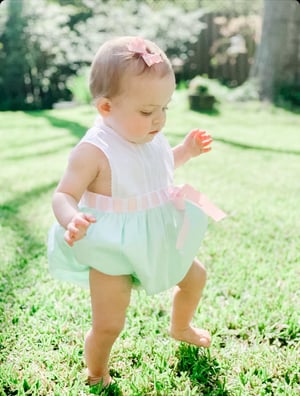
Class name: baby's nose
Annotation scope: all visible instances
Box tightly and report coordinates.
[153,112,164,126]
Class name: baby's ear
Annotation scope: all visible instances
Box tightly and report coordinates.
[96,97,111,117]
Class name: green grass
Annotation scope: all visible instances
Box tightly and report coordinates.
[0,91,299,395]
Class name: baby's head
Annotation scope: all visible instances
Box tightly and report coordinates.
[90,37,175,144]
[89,36,174,101]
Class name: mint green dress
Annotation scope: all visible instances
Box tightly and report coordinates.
[48,118,208,295]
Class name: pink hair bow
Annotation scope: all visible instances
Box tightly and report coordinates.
[127,37,163,67]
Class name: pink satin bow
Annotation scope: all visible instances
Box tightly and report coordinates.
[170,184,227,222]
[127,37,163,67]
[169,184,227,249]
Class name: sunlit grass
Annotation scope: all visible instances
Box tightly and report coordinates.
[0,91,299,395]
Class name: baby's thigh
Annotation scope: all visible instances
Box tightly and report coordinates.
[89,269,132,329]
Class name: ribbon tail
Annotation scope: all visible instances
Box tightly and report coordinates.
[177,184,227,222]
[198,195,227,222]
[176,214,190,250]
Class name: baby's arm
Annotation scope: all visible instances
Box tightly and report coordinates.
[52,143,99,246]
[173,129,212,168]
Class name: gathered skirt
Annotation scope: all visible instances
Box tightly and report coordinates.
[48,200,207,295]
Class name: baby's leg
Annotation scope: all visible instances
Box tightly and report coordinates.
[170,258,211,347]
[85,268,132,386]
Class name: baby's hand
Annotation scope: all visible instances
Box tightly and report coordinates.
[64,212,96,247]
[184,129,212,158]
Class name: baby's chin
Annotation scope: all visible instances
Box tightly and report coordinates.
[140,134,158,144]
[128,132,159,144]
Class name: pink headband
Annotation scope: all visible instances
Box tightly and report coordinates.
[127,37,163,67]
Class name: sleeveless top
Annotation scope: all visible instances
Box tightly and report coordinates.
[81,117,174,197]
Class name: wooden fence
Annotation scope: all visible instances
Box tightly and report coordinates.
[180,12,260,86]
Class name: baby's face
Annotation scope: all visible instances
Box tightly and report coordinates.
[105,72,175,144]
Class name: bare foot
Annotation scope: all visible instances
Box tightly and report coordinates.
[87,372,112,387]
[170,325,211,348]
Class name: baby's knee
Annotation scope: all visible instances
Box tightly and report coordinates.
[193,258,207,283]
[178,258,207,290]
[92,320,125,341]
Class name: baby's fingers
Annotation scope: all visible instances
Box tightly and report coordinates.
[64,230,75,247]
[74,214,96,228]
[196,136,212,154]
[200,138,213,147]
[83,213,97,224]
[202,146,212,153]
[67,222,79,234]
[196,130,212,140]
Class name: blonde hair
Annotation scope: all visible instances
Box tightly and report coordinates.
[89,36,174,101]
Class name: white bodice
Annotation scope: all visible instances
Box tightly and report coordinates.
[79,117,174,198]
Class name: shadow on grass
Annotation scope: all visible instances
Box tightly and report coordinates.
[0,181,58,361]
[168,133,300,156]
[213,137,300,156]
[0,181,57,293]
[27,111,87,139]
[0,135,69,152]
[175,344,231,396]
[6,143,75,161]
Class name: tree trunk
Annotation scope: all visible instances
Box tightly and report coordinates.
[2,0,29,110]
[250,0,300,101]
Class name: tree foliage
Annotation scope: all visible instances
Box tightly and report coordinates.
[0,0,205,110]
[0,0,265,110]
[0,0,78,109]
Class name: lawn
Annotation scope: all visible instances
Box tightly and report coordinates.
[0,90,299,395]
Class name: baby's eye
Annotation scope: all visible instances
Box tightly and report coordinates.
[140,111,153,116]
[162,106,169,112]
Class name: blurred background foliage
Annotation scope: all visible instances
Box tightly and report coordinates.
[3,0,298,111]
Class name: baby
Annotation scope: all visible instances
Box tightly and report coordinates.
[48,36,225,387]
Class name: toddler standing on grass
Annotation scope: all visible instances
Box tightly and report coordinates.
[48,36,226,387]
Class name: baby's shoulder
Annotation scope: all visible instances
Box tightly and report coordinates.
[70,141,108,169]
